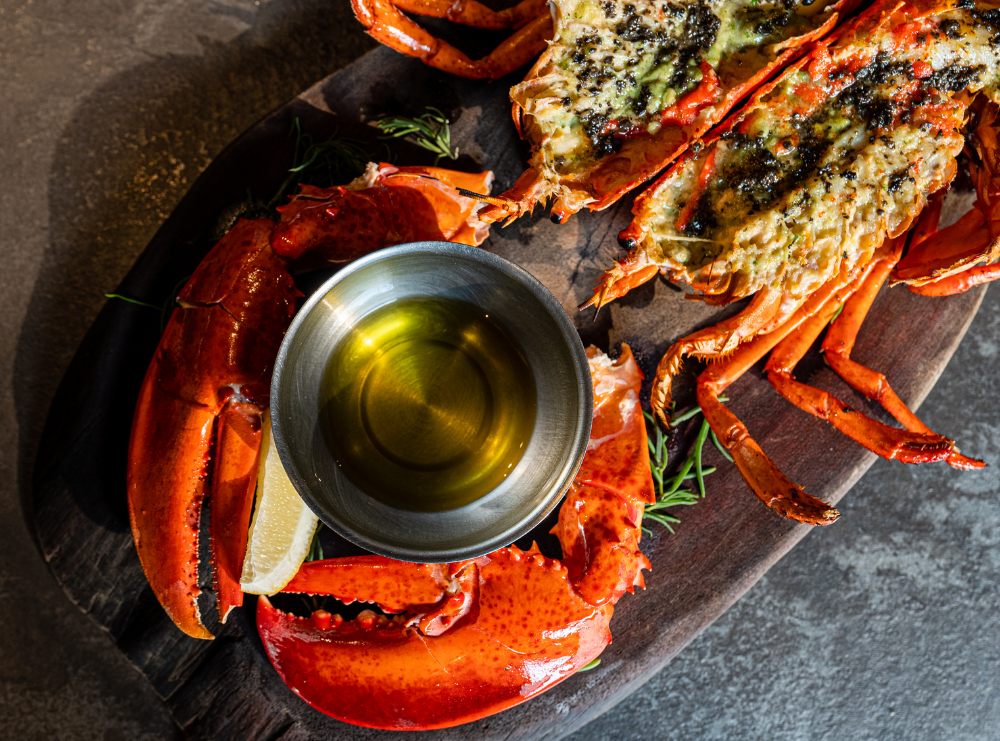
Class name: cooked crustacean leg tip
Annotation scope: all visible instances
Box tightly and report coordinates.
[819,508,840,524]
[773,494,840,526]
[946,450,987,470]
[650,362,678,429]
[350,0,550,80]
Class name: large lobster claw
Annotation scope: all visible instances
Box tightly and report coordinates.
[127,220,300,638]
[258,550,613,730]
[127,164,495,640]
[257,346,654,729]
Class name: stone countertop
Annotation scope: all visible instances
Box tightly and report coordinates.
[3,2,998,739]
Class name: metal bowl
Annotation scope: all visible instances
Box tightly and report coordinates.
[270,241,593,562]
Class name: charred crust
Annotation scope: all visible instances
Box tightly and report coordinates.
[926,64,984,94]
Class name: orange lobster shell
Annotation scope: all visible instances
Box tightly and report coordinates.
[256,345,655,730]
[127,163,493,640]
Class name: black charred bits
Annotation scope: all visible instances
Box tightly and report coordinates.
[926,64,985,94]
[615,4,654,41]
[938,19,962,40]
[684,193,718,237]
[974,10,1000,48]
[668,2,720,91]
[838,52,912,130]
[682,48,967,234]
[887,168,915,193]
[716,128,827,215]
[568,1,720,155]
[581,112,622,155]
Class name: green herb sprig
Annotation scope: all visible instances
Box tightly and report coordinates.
[829,302,845,325]
[305,522,325,563]
[105,272,191,335]
[269,119,370,210]
[642,396,733,534]
[373,107,458,165]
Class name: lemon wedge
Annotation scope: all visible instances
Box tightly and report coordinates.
[239,410,319,595]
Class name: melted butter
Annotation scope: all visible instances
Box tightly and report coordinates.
[321,297,537,512]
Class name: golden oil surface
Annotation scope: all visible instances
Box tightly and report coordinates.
[321,297,536,511]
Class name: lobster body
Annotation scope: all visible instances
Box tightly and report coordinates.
[581,0,998,525]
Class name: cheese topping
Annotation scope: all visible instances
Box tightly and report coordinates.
[517,0,843,182]
[640,10,1000,299]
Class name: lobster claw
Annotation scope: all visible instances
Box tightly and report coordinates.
[270,163,493,271]
[258,548,613,730]
[127,219,300,639]
[257,346,654,729]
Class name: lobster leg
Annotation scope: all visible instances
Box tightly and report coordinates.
[271,163,493,269]
[695,265,877,524]
[651,288,783,427]
[909,263,1000,295]
[822,238,984,470]
[395,0,547,29]
[351,0,551,80]
[697,309,841,525]
[765,263,956,465]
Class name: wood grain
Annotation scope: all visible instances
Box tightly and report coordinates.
[31,47,986,740]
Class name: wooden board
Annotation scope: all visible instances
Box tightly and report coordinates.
[31,46,986,740]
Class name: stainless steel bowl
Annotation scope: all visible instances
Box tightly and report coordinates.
[270,241,593,562]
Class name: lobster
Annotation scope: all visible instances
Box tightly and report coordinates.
[351,0,864,223]
[583,0,999,525]
[256,345,654,729]
[127,162,494,639]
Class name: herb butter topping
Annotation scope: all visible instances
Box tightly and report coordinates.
[523,0,839,177]
[640,10,1000,299]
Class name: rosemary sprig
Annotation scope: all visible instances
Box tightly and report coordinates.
[105,271,190,335]
[104,293,158,310]
[373,107,458,165]
[642,395,730,534]
[305,522,325,562]
[268,119,370,209]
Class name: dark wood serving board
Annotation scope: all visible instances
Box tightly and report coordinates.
[31,46,986,740]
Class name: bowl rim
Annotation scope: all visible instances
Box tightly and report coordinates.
[269,240,594,562]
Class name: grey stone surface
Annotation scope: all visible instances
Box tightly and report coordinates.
[2,1,998,739]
